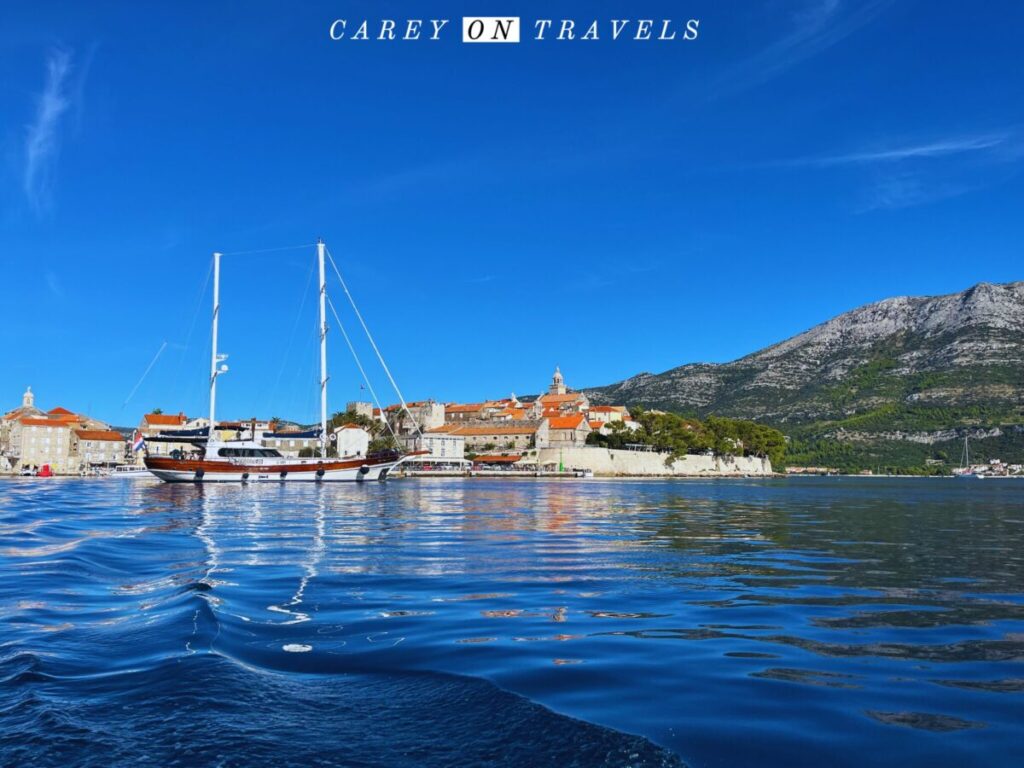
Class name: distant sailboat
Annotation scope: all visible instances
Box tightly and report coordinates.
[953,436,981,479]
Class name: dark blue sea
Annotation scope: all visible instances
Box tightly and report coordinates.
[2,477,1023,767]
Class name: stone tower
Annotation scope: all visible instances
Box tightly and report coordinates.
[549,366,567,396]
[22,386,34,408]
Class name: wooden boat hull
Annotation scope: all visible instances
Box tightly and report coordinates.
[143,452,404,483]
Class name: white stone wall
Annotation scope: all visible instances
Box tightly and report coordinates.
[534,446,773,477]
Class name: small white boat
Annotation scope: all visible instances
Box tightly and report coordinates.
[112,465,153,477]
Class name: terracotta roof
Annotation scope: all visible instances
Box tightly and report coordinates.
[473,454,522,464]
[495,408,528,419]
[588,421,604,429]
[426,424,461,434]
[74,429,124,442]
[448,424,538,436]
[589,405,625,413]
[3,406,42,421]
[548,413,588,430]
[144,413,186,426]
[19,417,66,427]
[50,414,82,423]
[445,403,484,413]
[539,393,583,404]
[337,423,365,430]
[48,407,75,415]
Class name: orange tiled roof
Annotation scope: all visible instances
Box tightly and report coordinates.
[19,417,66,427]
[74,429,124,442]
[48,407,75,415]
[426,424,461,433]
[588,421,604,429]
[4,406,41,421]
[144,413,186,426]
[539,393,583,404]
[445,403,484,413]
[589,405,625,413]
[50,414,82,423]
[447,424,538,436]
[548,413,587,430]
[495,408,528,419]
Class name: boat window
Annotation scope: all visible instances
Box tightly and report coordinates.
[216,447,282,458]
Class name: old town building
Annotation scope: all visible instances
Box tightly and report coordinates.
[71,429,127,469]
[546,413,592,445]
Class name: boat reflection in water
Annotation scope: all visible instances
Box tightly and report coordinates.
[3,477,1023,767]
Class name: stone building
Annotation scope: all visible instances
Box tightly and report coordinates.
[333,423,370,457]
[535,367,589,414]
[2,388,113,473]
[385,400,445,437]
[403,429,470,471]
[136,412,196,461]
[546,413,592,445]
[8,417,74,472]
[71,429,127,469]
[587,405,629,423]
[346,401,374,420]
[444,403,485,422]
[437,421,549,451]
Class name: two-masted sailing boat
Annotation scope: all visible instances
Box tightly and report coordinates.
[144,240,410,483]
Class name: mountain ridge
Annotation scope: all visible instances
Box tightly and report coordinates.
[584,281,1024,469]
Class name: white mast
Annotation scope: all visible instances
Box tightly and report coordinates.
[209,251,221,434]
[318,239,329,458]
[209,251,228,442]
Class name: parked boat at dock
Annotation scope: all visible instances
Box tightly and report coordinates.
[143,240,415,483]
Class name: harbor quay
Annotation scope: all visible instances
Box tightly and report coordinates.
[0,368,773,478]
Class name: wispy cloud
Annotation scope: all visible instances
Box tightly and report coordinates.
[780,133,1010,168]
[714,0,892,94]
[45,270,64,298]
[765,129,1021,211]
[858,174,973,212]
[24,48,74,214]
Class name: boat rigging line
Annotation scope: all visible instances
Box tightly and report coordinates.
[326,294,403,445]
[218,243,316,257]
[122,340,168,409]
[325,245,423,439]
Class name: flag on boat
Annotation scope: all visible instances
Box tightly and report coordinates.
[132,431,145,452]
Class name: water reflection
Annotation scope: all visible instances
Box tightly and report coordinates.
[2,477,1023,767]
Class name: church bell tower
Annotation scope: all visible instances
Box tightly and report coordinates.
[549,366,567,396]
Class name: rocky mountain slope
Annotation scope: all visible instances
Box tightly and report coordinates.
[587,281,1024,427]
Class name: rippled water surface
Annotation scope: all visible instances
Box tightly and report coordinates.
[2,477,1023,767]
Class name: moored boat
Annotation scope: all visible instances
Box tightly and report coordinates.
[144,445,404,483]
[143,240,415,483]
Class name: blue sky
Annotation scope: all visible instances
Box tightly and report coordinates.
[2,1,1022,426]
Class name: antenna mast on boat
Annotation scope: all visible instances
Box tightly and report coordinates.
[209,251,228,439]
[317,239,329,458]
